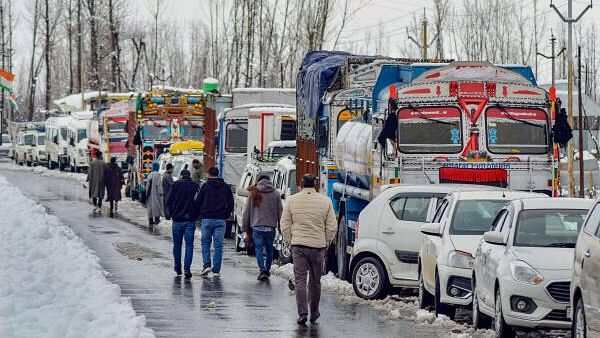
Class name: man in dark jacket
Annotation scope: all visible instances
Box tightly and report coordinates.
[166,169,200,278]
[196,166,234,277]
[162,163,175,220]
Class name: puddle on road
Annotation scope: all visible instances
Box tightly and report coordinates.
[114,242,162,260]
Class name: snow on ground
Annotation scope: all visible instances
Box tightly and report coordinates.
[0,174,154,338]
[0,161,86,184]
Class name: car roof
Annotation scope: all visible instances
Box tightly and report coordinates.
[379,183,502,197]
[515,197,593,210]
[450,190,545,200]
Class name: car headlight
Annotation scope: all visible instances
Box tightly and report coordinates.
[447,250,474,269]
[509,260,543,285]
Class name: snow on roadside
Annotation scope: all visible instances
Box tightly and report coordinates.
[0,174,154,338]
[0,161,86,183]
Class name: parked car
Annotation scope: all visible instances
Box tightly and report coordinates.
[571,197,600,338]
[350,184,498,300]
[471,198,591,336]
[271,155,297,264]
[418,190,544,318]
[31,131,46,166]
[14,131,35,166]
[0,134,13,158]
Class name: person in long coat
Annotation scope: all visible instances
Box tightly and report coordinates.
[104,156,124,217]
[145,161,164,226]
[87,151,105,213]
[162,163,175,220]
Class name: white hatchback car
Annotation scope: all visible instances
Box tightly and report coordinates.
[350,184,496,300]
[472,198,591,336]
[418,190,544,318]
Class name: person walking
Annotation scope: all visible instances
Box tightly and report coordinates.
[104,157,124,217]
[145,162,164,226]
[190,158,203,183]
[162,163,175,220]
[166,169,200,278]
[242,175,283,281]
[280,174,337,325]
[87,151,105,214]
[196,166,233,278]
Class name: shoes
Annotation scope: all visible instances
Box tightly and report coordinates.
[297,314,308,325]
[109,211,114,218]
[266,271,271,277]
[184,270,192,278]
[175,267,182,276]
[200,266,212,277]
[310,313,320,324]
[257,271,268,280]
[212,272,220,278]
[288,279,296,291]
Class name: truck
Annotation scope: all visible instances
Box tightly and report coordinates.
[45,116,72,170]
[65,111,93,172]
[295,51,553,279]
[128,88,205,202]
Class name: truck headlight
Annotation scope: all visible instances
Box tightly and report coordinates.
[509,260,543,285]
[447,250,474,269]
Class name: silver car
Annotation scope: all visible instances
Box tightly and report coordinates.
[571,197,600,337]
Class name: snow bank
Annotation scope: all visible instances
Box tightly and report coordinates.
[0,175,154,338]
[0,161,86,183]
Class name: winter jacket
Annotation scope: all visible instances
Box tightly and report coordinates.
[280,188,337,249]
[145,171,164,218]
[242,179,283,232]
[166,177,200,222]
[196,177,234,220]
[162,172,175,217]
[87,159,105,199]
[104,163,123,201]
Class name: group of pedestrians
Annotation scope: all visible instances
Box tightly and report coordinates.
[87,151,124,217]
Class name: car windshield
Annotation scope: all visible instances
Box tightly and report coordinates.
[172,160,186,178]
[77,129,87,142]
[142,125,170,140]
[450,200,508,235]
[2,135,9,143]
[24,134,35,145]
[180,125,204,140]
[37,136,45,145]
[514,209,588,248]
[398,106,463,153]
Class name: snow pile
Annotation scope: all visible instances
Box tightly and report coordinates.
[0,161,86,183]
[0,175,154,338]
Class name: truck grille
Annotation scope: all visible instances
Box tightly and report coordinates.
[546,282,570,303]
[543,309,569,321]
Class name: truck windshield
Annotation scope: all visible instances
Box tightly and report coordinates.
[225,121,247,153]
[37,136,45,145]
[486,107,548,154]
[398,106,462,153]
[280,119,297,140]
[107,122,126,133]
[24,134,35,145]
[513,209,587,248]
[143,125,170,140]
[77,129,87,142]
[450,200,508,235]
[181,125,204,140]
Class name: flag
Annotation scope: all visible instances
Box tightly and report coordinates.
[0,69,14,92]
[9,93,17,109]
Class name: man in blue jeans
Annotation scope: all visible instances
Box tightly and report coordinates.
[166,169,200,278]
[195,166,234,278]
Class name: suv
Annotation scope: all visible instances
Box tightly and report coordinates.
[15,131,35,166]
[31,132,47,166]
[418,190,544,318]
[350,184,494,300]
[571,197,600,337]
[0,134,12,158]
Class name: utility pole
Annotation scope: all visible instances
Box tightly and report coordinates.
[407,8,438,60]
[550,0,592,197]
[537,34,566,197]
[578,46,584,197]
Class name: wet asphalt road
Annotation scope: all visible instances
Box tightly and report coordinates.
[1,169,442,338]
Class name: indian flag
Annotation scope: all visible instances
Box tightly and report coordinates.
[0,69,14,92]
[9,93,17,109]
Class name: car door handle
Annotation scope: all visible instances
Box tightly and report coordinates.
[584,250,591,257]
[382,228,395,235]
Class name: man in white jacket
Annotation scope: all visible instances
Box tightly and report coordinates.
[280,174,337,325]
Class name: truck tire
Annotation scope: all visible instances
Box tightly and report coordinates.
[336,215,349,281]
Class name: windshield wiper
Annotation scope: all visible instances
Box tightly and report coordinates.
[407,105,455,126]
[494,106,544,129]
[545,242,575,248]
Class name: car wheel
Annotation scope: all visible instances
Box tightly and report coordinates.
[494,288,515,338]
[472,279,492,329]
[26,160,31,167]
[418,268,434,309]
[352,256,388,300]
[434,273,456,319]
[336,215,349,281]
[572,297,587,338]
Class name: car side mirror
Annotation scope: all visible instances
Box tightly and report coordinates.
[421,222,442,236]
[236,189,249,197]
[484,231,505,245]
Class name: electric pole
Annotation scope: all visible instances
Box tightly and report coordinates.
[578,45,584,197]
[550,0,592,197]
[407,8,438,60]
